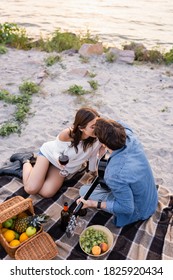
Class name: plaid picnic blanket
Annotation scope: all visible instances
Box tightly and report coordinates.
[0,172,173,260]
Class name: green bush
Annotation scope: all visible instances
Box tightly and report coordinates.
[0,22,31,49]
[88,80,98,90]
[39,29,81,52]
[148,50,164,64]
[79,30,99,45]
[35,29,99,53]
[67,84,88,95]
[0,122,19,136]
[44,54,62,66]
[164,48,173,65]
[19,81,40,95]
[0,89,12,102]
[105,52,117,63]
[0,44,7,54]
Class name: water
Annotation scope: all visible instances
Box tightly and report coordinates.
[0,0,173,50]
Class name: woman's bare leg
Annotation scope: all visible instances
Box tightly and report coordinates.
[23,156,50,195]
[38,165,65,198]
[23,155,65,197]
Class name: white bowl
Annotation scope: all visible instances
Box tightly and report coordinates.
[79,225,114,257]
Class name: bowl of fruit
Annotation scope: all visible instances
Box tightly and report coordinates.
[79,225,114,257]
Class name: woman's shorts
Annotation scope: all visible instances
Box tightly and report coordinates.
[37,150,45,157]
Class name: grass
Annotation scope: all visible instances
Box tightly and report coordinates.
[160,106,169,112]
[105,52,117,63]
[45,29,81,52]
[32,29,99,53]
[164,48,173,65]
[0,23,99,52]
[123,42,173,64]
[88,80,99,90]
[0,44,7,54]
[0,81,40,136]
[67,84,89,95]
[80,56,90,63]
[44,54,62,66]
[19,81,40,95]
[0,122,20,137]
[88,72,97,78]
[66,81,98,96]
[0,22,31,50]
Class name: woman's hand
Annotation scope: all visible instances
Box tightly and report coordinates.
[86,170,98,183]
[89,170,98,177]
[98,145,106,159]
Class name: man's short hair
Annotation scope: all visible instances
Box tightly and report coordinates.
[95,118,126,150]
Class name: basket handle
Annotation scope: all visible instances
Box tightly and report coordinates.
[0,198,34,223]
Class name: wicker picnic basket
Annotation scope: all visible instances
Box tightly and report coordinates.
[0,196,58,260]
[15,232,58,260]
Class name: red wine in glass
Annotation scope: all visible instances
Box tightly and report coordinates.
[59,153,69,176]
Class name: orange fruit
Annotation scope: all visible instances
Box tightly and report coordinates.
[19,232,29,243]
[3,229,16,242]
[9,239,21,247]
[100,242,108,253]
[91,245,101,255]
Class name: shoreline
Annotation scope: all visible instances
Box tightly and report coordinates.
[0,46,173,192]
[22,27,173,53]
[1,21,173,53]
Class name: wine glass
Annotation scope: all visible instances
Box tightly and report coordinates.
[66,215,86,238]
[75,216,86,234]
[59,152,69,177]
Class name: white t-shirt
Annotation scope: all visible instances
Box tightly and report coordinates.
[40,135,101,174]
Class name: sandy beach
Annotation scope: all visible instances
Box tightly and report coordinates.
[0,47,173,191]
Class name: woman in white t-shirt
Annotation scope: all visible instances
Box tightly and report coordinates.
[12,107,102,197]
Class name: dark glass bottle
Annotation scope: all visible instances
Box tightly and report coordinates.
[60,202,70,231]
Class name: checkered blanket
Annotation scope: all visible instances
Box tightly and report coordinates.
[0,172,173,260]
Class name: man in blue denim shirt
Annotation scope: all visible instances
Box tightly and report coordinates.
[78,118,158,227]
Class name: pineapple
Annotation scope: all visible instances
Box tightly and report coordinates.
[14,214,49,234]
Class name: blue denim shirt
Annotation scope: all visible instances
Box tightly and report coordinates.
[105,121,158,227]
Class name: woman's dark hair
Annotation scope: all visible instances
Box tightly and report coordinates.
[70,107,100,152]
[94,118,126,150]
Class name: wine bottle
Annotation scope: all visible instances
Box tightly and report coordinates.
[60,202,70,231]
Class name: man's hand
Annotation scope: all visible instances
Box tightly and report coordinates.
[76,197,89,209]
[76,197,99,209]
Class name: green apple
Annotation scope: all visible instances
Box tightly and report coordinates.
[14,231,20,240]
[2,218,13,228]
[26,226,37,237]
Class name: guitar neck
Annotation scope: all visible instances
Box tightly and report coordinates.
[73,176,99,216]
[72,154,108,216]
[98,153,108,179]
[83,176,99,200]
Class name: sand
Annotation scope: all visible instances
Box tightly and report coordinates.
[0,47,173,191]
